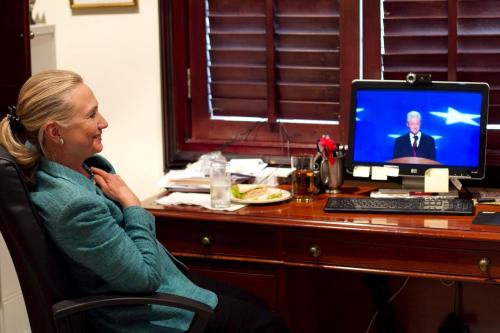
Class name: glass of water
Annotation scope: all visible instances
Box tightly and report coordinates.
[209,161,231,208]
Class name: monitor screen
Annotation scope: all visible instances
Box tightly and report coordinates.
[347,80,489,179]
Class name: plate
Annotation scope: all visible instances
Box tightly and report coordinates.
[231,188,291,204]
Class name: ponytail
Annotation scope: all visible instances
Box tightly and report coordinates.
[0,117,40,184]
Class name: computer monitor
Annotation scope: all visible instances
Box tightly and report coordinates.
[346,79,489,186]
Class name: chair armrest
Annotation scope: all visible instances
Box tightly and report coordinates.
[52,292,214,320]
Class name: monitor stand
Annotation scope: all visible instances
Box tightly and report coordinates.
[376,176,458,197]
[401,176,425,191]
[402,176,462,192]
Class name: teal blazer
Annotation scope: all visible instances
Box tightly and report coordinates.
[30,156,217,332]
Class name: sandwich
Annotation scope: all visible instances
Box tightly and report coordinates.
[231,184,278,200]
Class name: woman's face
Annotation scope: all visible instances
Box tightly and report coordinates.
[60,83,108,160]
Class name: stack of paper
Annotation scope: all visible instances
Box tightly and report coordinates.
[157,169,210,193]
[158,159,264,193]
[157,158,294,193]
[157,193,246,211]
[229,159,267,176]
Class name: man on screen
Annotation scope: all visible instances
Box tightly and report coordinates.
[393,111,436,160]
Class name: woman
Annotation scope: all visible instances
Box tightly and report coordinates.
[0,70,288,333]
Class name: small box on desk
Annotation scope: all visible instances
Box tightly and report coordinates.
[472,212,500,226]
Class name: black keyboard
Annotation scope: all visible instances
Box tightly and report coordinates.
[324,197,474,215]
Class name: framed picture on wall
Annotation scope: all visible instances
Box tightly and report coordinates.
[70,0,137,9]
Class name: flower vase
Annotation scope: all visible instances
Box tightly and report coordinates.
[326,153,345,194]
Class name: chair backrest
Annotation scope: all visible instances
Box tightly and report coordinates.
[0,145,81,333]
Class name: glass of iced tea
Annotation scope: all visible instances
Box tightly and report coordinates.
[291,154,315,203]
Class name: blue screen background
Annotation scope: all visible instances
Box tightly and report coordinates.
[352,89,483,167]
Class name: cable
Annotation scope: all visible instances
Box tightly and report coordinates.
[216,120,294,158]
[215,121,264,152]
[365,277,410,333]
[278,122,292,157]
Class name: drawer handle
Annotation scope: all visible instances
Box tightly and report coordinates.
[201,236,212,248]
[309,245,321,258]
[479,257,490,273]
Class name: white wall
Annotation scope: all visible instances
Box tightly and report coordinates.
[32,0,165,200]
[0,234,30,333]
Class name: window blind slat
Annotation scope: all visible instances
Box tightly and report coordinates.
[275,0,339,15]
[383,54,448,70]
[278,66,339,84]
[209,50,266,65]
[457,71,500,87]
[280,101,339,120]
[458,37,500,53]
[384,36,447,53]
[211,65,267,82]
[212,98,267,117]
[211,82,267,99]
[278,84,339,102]
[459,18,500,35]
[277,34,339,51]
[208,16,265,32]
[384,1,447,19]
[383,72,448,81]
[209,0,265,14]
[277,50,339,67]
[210,33,266,49]
[276,16,339,32]
[458,0,500,18]
[458,54,500,70]
[384,18,447,36]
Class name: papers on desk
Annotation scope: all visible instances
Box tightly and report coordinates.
[158,158,293,193]
[254,166,294,186]
[158,170,254,193]
[370,189,458,199]
[157,169,210,193]
[229,159,267,176]
[156,192,246,211]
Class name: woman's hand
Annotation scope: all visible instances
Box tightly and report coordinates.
[91,167,141,208]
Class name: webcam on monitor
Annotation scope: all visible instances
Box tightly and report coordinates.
[406,72,432,85]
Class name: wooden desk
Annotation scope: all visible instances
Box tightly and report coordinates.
[143,186,500,332]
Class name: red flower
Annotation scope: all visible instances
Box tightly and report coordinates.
[318,135,336,165]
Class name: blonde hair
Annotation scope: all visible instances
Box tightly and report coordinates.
[0,69,83,181]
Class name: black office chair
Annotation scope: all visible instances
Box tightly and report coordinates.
[0,145,213,333]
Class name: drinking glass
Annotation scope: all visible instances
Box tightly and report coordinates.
[291,154,315,203]
[209,161,231,208]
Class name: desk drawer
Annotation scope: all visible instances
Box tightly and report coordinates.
[285,230,500,280]
[156,219,279,259]
[186,261,279,311]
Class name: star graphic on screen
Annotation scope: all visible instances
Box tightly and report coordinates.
[355,108,365,121]
[430,107,480,126]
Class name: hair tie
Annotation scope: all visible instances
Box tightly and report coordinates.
[7,106,25,135]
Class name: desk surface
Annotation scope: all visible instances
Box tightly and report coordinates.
[144,184,500,243]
